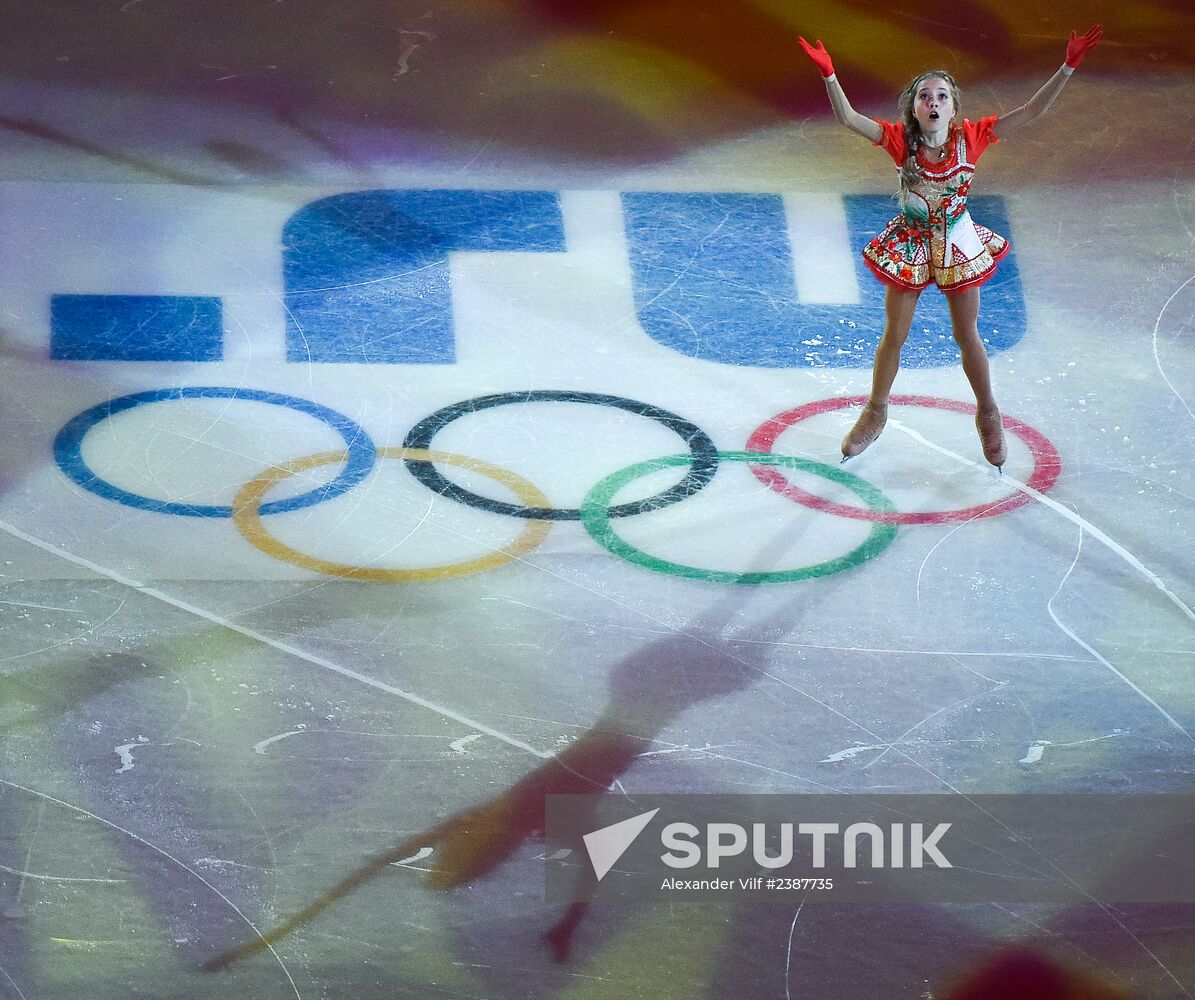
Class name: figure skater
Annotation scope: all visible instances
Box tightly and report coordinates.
[798,26,1102,468]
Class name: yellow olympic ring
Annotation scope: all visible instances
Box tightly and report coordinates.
[232,448,552,582]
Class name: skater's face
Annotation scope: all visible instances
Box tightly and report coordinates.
[914,76,954,132]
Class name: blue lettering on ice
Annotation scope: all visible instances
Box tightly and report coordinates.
[281,189,566,363]
[51,295,223,362]
[48,191,1026,369]
[621,192,1025,368]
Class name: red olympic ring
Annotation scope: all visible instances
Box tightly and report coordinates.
[745,395,1062,525]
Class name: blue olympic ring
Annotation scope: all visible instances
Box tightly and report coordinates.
[53,387,376,518]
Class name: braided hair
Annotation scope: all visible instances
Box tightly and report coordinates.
[895,70,962,202]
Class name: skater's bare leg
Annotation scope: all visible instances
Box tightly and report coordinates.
[842,286,920,458]
[947,287,997,408]
[871,286,922,403]
[948,287,1006,467]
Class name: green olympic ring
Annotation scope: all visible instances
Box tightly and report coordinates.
[579,451,898,584]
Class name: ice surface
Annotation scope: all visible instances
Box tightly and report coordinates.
[1,4,1194,998]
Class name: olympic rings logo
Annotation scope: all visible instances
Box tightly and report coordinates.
[52,387,1062,585]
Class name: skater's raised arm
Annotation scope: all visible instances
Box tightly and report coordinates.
[993,25,1102,138]
[798,37,883,143]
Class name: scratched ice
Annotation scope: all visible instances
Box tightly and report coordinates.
[1,6,1194,999]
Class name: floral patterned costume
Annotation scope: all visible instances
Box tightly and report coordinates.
[862,115,1009,294]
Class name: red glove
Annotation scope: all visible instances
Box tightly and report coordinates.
[798,37,835,78]
[1065,24,1103,69]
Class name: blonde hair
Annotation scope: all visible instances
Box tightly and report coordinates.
[896,70,962,199]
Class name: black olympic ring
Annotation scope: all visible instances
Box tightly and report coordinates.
[401,390,720,520]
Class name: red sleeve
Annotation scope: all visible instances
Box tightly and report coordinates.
[872,119,907,165]
[961,115,1000,162]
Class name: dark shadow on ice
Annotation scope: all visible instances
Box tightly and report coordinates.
[201,512,827,971]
